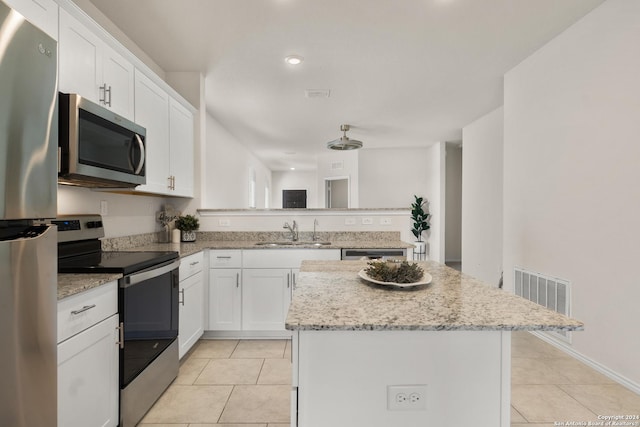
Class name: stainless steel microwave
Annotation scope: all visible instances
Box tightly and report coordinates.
[58,93,146,188]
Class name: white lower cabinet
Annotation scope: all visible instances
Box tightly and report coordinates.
[178,252,205,359]
[208,249,339,334]
[242,268,292,331]
[57,281,119,427]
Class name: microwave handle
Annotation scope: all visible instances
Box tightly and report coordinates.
[133,134,145,175]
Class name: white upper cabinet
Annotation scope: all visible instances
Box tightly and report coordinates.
[134,69,170,195]
[4,0,58,40]
[59,8,134,119]
[169,98,194,197]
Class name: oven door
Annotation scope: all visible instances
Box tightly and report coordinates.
[119,259,179,388]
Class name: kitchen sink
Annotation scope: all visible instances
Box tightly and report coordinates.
[254,241,331,247]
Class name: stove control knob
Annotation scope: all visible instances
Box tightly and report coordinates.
[86,221,103,229]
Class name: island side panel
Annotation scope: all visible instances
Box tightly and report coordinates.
[295,330,510,427]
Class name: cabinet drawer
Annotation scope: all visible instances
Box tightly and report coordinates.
[242,249,341,269]
[57,281,118,343]
[209,250,242,268]
[180,251,204,280]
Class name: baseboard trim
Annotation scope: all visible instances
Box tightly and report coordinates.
[203,330,292,340]
[531,331,640,395]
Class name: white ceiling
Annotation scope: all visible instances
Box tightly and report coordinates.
[87,0,604,171]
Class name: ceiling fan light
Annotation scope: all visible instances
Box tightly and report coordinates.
[327,124,363,150]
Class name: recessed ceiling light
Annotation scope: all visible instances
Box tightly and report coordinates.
[285,55,303,65]
[290,167,296,171]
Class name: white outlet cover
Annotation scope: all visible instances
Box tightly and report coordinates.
[387,385,427,411]
[362,217,373,225]
[345,218,356,225]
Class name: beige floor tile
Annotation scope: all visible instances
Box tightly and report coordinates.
[258,358,292,385]
[511,405,527,422]
[511,333,571,359]
[189,424,267,427]
[559,384,640,415]
[511,384,596,422]
[284,339,291,359]
[190,339,239,358]
[512,357,572,385]
[174,357,209,385]
[231,340,287,358]
[195,358,264,385]
[219,385,291,424]
[511,424,555,427]
[545,358,616,385]
[268,424,291,427]
[140,384,232,424]
[137,424,188,427]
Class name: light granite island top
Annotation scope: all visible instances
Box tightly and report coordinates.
[286,260,583,331]
[286,260,583,427]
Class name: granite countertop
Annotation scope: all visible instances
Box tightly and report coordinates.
[58,273,122,300]
[285,260,584,332]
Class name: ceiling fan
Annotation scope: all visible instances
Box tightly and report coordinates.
[327,124,363,150]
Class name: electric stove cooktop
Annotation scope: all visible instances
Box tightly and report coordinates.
[58,250,178,275]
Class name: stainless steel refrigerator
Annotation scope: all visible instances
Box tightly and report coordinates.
[0,1,59,426]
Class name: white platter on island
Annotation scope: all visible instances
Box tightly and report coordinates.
[285,260,583,427]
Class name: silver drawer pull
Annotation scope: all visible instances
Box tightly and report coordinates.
[190,261,200,266]
[116,322,124,349]
[71,304,96,315]
[216,256,232,259]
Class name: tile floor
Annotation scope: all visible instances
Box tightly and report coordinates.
[137,332,640,427]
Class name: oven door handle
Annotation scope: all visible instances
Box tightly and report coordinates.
[122,259,181,288]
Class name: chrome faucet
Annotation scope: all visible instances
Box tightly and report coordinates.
[283,220,299,241]
[312,218,319,241]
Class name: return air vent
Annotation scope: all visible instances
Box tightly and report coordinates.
[331,161,344,170]
[514,267,572,342]
[305,89,331,99]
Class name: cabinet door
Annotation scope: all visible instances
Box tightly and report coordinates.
[134,70,170,195]
[4,0,58,40]
[59,8,102,102]
[209,269,242,331]
[102,44,134,120]
[58,314,119,427]
[242,268,291,331]
[179,271,204,359]
[169,98,194,197]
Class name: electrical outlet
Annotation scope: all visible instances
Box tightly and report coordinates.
[361,217,373,225]
[387,385,427,411]
[100,200,108,216]
[380,217,392,225]
[345,218,356,225]
[219,219,231,226]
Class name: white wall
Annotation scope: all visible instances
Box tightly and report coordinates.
[203,114,271,209]
[272,170,318,208]
[503,0,640,386]
[461,107,503,285]
[316,151,359,208]
[445,144,462,263]
[423,142,446,263]
[57,185,170,238]
[358,147,432,209]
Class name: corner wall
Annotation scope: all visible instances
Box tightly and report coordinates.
[503,0,640,386]
[462,107,503,285]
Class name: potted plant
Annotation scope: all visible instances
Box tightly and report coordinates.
[410,195,430,254]
[175,214,199,242]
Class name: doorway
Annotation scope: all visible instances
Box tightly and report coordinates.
[325,177,349,208]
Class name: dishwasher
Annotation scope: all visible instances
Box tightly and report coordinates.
[341,248,407,260]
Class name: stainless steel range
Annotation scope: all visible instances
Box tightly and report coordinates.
[55,215,180,427]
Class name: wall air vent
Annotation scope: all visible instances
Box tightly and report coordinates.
[305,89,331,99]
[514,267,572,342]
[331,161,344,170]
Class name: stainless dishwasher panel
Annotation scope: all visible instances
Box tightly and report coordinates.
[340,248,407,260]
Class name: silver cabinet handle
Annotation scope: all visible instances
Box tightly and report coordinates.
[167,175,173,189]
[236,272,240,288]
[99,84,112,107]
[190,261,200,266]
[116,322,124,349]
[106,85,112,107]
[287,273,290,288]
[71,304,96,315]
[179,288,185,306]
[293,273,296,287]
[217,256,232,259]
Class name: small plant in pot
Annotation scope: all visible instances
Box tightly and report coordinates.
[410,195,430,255]
[175,214,199,242]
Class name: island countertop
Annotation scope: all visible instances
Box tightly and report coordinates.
[285,260,584,331]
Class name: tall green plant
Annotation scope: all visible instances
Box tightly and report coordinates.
[410,196,430,242]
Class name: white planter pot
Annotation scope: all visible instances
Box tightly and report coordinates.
[414,241,426,254]
[181,230,196,242]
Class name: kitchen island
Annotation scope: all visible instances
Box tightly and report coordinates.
[285,260,583,427]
